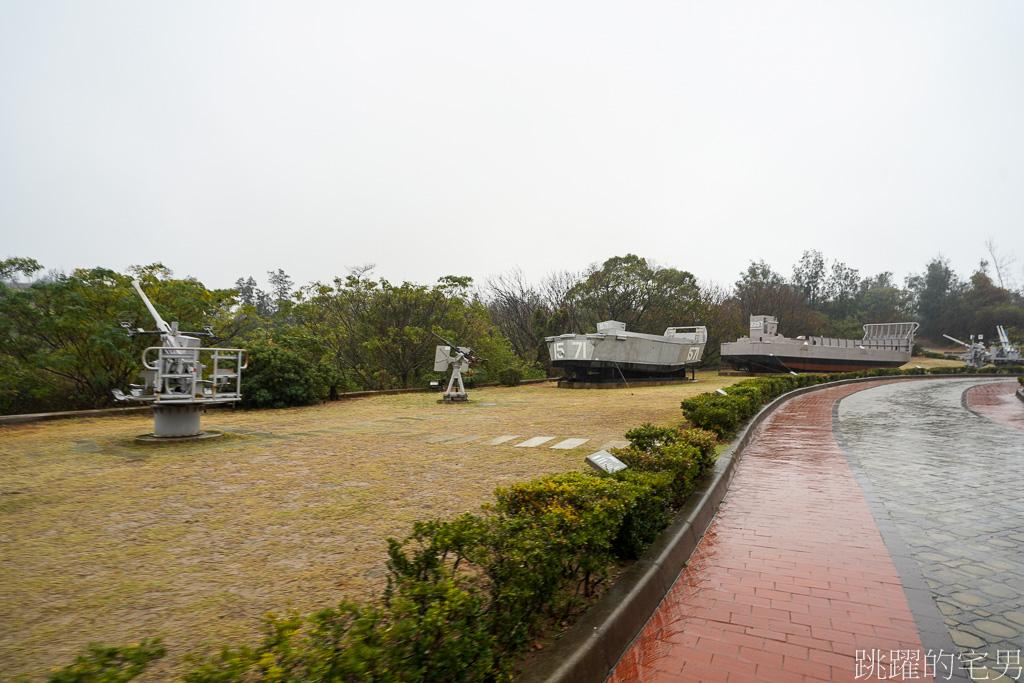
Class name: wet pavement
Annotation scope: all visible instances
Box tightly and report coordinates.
[610,377,1024,682]
[964,381,1024,432]
[839,379,1024,677]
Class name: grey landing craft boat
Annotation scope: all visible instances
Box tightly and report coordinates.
[720,315,919,373]
[546,320,708,383]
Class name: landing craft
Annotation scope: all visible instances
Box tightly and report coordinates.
[545,320,707,385]
[721,315,919,373]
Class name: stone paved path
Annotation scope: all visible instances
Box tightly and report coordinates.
[838,379,1024,678]
[610,378,1024,682]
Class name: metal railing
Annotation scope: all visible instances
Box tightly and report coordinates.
[137,346,249,403]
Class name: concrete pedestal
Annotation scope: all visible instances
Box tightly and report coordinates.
[152,404,204,437]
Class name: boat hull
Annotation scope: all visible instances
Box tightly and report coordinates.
[547,329,706,382]
[720,340,911,374]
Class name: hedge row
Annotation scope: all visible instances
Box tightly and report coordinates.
[41,426,719,683]
[682,366,1024,437]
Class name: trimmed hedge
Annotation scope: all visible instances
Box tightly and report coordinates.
[681,366,1024,436]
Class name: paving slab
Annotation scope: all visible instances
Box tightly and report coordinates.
[424,434,462,443]
[445,435,484,444]
[550,438,589,449]
[480,435,519,445]
[514,436,557,448]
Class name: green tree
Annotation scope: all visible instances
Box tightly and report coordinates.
[565,255,700,334]
[733,260,816,334]
[791,250,828,309]
[294,271,536,392]
[905,256,969,340]
[0,262,236,415]
[856,273,912,324]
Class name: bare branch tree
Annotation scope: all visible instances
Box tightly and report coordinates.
[985,236,1017,290]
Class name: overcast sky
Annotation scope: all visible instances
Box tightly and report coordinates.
[3,1,1023,295]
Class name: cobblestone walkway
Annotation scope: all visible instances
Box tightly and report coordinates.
[610,378,1024,682]
[838,379,1024,678]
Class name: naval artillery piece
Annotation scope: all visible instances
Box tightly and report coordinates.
[113,280,248,439]
[943,325,1022,368]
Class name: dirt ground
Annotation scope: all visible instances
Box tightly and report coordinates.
[1,374,742,681]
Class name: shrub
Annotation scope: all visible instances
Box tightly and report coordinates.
[623,422,681,451]
[240,341,328,409]
[497,367,523,387]
[43,640,165,683]
[493,471,670,563]
[607,470,674,558]
[614,443,701,507]
[677,428,719,469]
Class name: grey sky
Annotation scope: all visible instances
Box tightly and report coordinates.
[2,1,1023,294]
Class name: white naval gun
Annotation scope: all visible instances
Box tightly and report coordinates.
[113,280,248,438]
[990,325,1022,366]
[431,331,483,403]
[942,333,990,369]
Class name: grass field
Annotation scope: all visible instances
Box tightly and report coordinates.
[0,358,967,680]
[1,373,741,681]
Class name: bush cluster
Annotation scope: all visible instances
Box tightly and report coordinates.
[615,424,718,507]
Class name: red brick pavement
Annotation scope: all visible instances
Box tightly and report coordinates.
[608,383,933,683]
[966,380,1024,432]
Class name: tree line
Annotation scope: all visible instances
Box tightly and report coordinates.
[2,249,1022,416]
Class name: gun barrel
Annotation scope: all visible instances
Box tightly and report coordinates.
[130,280,188,348]
[942,333,969,348]
[430,330,459,349]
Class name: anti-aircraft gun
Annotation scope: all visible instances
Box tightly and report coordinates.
[113,280,248,439]
[942,333,990,369]
[989,325,1022,366]
[431,331,484,403]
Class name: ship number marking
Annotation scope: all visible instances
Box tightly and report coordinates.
[686,347,700,361]
[553,341,588,359]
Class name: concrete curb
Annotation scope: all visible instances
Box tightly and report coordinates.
[0,404,204,426]
[0,378,558,426]
[516,373,1005,683]
[1017,387,1024,404]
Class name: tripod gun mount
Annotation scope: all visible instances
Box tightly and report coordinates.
[430,330,485,403]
